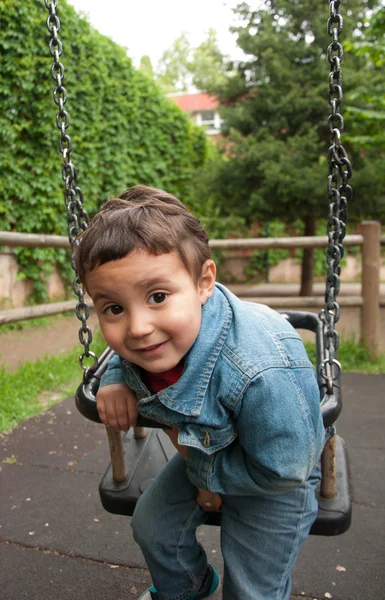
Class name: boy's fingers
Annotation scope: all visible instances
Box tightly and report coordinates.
[96,396,107,424]
[114,393,138,430]
[103,397,123,430]
[115,404,131,431]
[96,385,138,431]
[126,393,139,428]
[197,491,222,512]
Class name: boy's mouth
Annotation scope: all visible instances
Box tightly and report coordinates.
[135,340,169,356]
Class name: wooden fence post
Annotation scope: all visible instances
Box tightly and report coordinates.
[361,221,381,359]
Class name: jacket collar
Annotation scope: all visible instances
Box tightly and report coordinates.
[124,284,232,416]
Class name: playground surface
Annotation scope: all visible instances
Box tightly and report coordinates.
[0,371,384,599]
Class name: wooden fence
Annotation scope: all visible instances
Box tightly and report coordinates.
[0,220,382,356]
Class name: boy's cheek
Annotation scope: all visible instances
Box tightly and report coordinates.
[100,327,126,355]
[97,322,114,347]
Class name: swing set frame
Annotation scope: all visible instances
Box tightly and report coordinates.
[43,0,353,537]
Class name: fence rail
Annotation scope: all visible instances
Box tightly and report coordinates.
[0,231,368,250]
[0,221,382,356]
[3,231,385,250]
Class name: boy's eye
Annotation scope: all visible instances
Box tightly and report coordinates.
[105,304,123,315]
[148,292,167,305]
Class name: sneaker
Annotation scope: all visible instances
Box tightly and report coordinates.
[138,565,220,600]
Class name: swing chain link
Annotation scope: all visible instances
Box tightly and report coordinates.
[45,1,97,371]
[321,0,353,393]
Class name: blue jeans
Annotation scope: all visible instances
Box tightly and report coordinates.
[131,454,320,600]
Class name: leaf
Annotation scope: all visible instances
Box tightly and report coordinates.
[336,565,346,572]
[1,0,206,300]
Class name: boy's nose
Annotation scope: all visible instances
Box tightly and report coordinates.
[126,311,154,339]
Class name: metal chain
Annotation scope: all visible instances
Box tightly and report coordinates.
[44,1,97,370]
[321,0,353,392]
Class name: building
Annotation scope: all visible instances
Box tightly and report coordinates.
[168,91,223,135]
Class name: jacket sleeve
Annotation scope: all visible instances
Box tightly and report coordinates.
[186,366,325,495]
[99,353,128,388]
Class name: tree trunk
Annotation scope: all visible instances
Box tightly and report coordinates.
[300,215,317,296]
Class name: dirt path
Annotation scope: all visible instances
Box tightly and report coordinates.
[0,312,100,371]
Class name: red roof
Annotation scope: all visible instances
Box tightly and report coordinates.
[168,92,218,112]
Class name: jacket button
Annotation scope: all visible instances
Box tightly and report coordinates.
[203,431,210,447]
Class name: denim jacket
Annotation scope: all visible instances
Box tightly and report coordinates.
[100,283,325,496]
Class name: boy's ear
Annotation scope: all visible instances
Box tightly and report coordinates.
[198,259,216,305]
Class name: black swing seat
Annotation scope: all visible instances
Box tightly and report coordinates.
[75,311,352,536]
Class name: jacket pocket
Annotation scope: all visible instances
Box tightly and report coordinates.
[178,422,237,455]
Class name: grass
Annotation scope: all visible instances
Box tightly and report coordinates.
[0,331,105,434]
[0,312,71,333]
[304,338,385,374]
[0,333,384,436]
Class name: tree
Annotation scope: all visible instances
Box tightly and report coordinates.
[345,7,385,149]
[155,33,192,92]
[154,29,230,94]
[202,0,384,295]
[139,55,154,79]
[190,29,229,91]
[0,0,207,302]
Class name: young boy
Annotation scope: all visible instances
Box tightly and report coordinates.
[74,185,325,600]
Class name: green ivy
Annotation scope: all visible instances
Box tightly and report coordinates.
[221,219,365,284]
[0,0,206,302]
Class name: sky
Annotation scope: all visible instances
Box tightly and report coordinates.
[67,0,243,68]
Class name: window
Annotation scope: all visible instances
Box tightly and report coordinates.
[195,111,223,135]
[201,111,215,123]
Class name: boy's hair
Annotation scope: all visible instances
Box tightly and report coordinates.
[73,185,212,285]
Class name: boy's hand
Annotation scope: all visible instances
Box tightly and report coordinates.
[96,383,138,431]
[163,429,221,511]
[197,488,222,512]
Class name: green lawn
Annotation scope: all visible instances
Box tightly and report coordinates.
[0,331,105,434]
[304,338,385,374]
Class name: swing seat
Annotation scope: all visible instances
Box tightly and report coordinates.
[96,428,351,536]
[75,310,352,536]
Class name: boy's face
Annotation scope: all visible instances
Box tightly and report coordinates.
[86,249,216,374]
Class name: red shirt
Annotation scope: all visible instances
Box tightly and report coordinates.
[141,361,184,393]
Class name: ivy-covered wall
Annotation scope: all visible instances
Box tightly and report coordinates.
[0,0,206,301]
